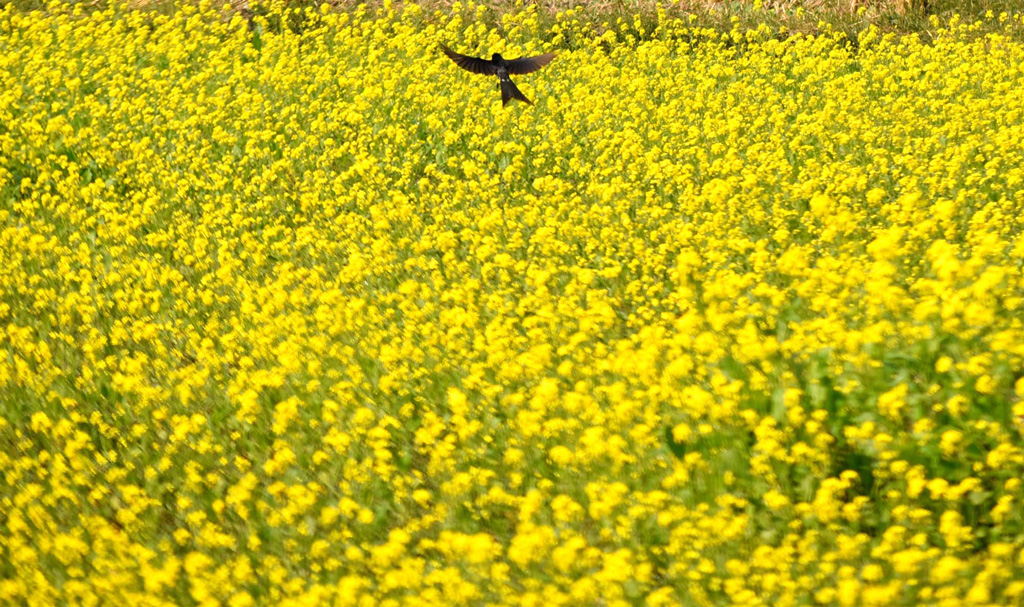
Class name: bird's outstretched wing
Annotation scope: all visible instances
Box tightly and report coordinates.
[440,45,497,75]
[506,53,556,75]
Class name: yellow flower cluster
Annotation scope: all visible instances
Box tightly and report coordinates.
[2,1,1024,605]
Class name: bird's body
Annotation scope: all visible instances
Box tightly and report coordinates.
[491,55,530,107]
[441,45,555,106]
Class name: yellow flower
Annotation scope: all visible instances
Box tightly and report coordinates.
[4,5,1024,605]
[809,193,831,217]
[548,445,574,466]
[939,429,965,456]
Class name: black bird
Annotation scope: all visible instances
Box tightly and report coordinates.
[441,44,556,107]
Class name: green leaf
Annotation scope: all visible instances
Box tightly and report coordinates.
[664,425,687,459]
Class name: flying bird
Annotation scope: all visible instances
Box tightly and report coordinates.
[441,44,556,107]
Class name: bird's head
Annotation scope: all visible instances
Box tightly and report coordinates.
[491,53,503,62]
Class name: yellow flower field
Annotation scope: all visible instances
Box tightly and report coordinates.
[2,1,1024,605]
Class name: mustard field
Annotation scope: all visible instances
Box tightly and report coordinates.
[2,2,1024,605]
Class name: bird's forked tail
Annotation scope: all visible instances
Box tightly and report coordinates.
[500,77,532,106]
